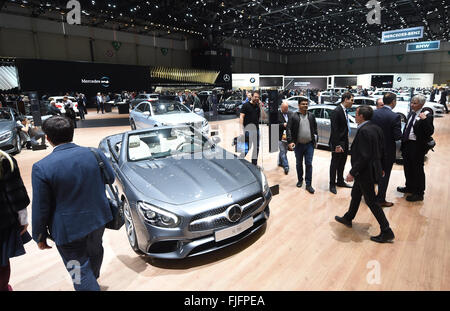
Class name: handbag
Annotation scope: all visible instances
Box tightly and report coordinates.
[89,148,125,230]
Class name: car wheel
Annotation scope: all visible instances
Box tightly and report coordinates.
[123,198,144,255]
[130,120,136,130]
[14,135,22,154]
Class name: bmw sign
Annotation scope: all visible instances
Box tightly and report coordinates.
[397,77,402,82]
[250,77,256,84]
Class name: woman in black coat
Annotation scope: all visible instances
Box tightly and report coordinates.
[0,151,31,291]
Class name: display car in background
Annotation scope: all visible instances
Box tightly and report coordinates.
[48,96,80,116]
[129,100,209,135]
[308,104,403,161]
[0,107,23,154]
[129,93,160,109]
[218,94,243,114]
[285,96,317,107]
[98,125,272,258]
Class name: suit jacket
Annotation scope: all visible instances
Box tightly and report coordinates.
[329,104,349,151]
[349,122,386,184]
[406,113,434,153]
[278,111,293,141]
[32,143,114,246]
[371,106,402,164]
[286,111,318,145]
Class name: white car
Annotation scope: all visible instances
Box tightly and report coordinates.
[129,100,210,135]
[285,96,317,107]
[395,95,444,117]
[48,96,79,115]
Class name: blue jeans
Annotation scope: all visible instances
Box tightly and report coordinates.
[278,141,289,169]
[294,142,314,185]
[56,226,105,291]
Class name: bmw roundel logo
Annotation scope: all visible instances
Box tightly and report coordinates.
[250,77,256,83]
[226,204,242,223]
[397,77,402,82]
[223,74,231,82]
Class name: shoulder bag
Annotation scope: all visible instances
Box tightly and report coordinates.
[89,148,125,230]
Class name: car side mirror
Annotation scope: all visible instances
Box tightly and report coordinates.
[194,108,201,113]
[143,111,150,116]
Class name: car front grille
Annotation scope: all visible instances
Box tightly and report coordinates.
[188,193,263,232]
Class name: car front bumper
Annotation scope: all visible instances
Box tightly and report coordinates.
[134,190,272,259]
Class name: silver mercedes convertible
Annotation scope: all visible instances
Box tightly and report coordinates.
[99,125,272,259]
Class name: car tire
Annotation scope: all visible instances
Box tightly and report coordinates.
[130,120,136,130]
[123,198,144,255]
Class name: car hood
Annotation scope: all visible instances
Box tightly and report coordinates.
[152,113,205,125]
[123,155,259,205]
[0,121,14,133]
[222,100,241,105]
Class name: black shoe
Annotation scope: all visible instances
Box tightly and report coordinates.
[296,181,303,188]
[306,185,315,194]
[335,216,352,228]
[284,167,289,175]
[370,229,395,243]
[406,194,424,202]
[330,185,337,194]
[397,186,411,193]
[337,182,352,188]
[278,164,283,168]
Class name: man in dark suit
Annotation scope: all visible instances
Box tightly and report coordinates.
[329,92,354,194]
[31,116,115,291]
[335,106,395,243]
[278,101,292,175]
[287,98,318,194]
[371,93,402,207]
[439,88,448,114]
[397,95,434,202]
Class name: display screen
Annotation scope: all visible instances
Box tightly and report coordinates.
[260,77,283,88]
[15,59,151,93]
[371,75,394,88]
[335,76,357,88]
[283,77,327,90]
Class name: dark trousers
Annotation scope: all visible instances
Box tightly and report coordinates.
[402,141,426,196]
[56,226,105,291]
[440,100,448,113]
[244,129,260,166]
[330,150,348,186]
[0,260,10,291]
[78,105,85,120]
[376,160,394,203]
[344,178,390,232]
[294,142,314,185]
[97,102,104,114]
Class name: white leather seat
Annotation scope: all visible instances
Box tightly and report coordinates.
[128,136,152,160]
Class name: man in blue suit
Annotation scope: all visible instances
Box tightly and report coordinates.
[31,116,114,291]
[371,93,402,207]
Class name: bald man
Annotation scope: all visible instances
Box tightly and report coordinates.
[278,101,293,175]
[376,98,384,109]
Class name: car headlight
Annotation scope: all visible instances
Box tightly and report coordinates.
[260,170,269,194]
[0,131,13,142]
[138,202,180,228]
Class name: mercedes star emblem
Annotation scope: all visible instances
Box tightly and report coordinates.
[223,74,231,82]
[227,204,242,223]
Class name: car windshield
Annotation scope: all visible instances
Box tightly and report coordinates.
[0,110,12,121]
[151,101,190,115]
[128,127,211,161]
[227,95,242,101]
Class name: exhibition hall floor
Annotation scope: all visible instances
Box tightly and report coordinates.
[10,109,450,291]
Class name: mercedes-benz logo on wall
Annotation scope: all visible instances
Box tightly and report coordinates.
[223,74,231,82]
[226,204,242,223]
[101,76,110,88]
[250,77,256,83]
